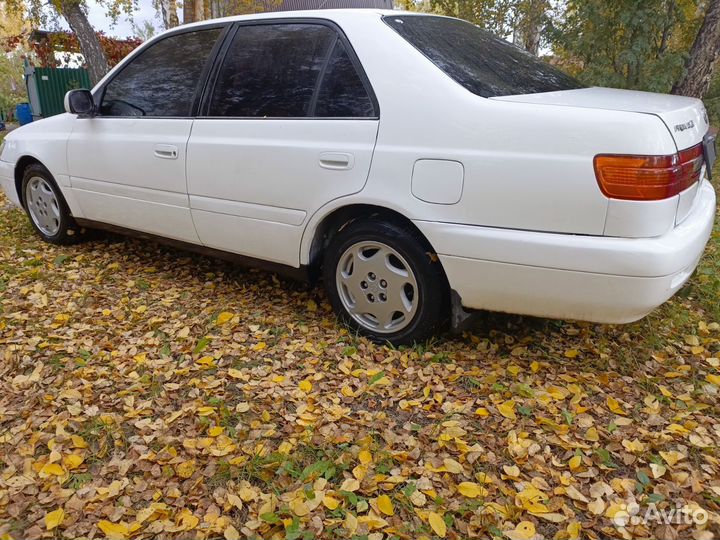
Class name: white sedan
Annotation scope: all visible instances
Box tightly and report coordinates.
[0,10,716,344]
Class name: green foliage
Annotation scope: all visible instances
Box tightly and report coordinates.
[0,50,27,117]
[547,0,703,93]
[429,0,551,49]
[428,0,717,96]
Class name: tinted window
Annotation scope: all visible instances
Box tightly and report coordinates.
[315,40,375,117]
[209,24,336,117]
[100,28,222,117]
[384,15,583,98]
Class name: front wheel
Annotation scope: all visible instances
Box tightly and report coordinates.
[21,164,83,245]
[323,219,449,346]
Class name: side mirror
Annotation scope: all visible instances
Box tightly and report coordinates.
[64,89,96,116]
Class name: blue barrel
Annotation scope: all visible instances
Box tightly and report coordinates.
[16,103,33,126]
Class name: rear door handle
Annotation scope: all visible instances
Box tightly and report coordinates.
[319,152,354,170]
[154,144,178,160]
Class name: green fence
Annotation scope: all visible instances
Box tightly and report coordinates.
[25,66,92,119]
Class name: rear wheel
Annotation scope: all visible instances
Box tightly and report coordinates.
[21,164,83,245]
[323,218,449,345]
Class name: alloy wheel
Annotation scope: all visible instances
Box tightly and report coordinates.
[335,241,419,334]
[25,176,61,236]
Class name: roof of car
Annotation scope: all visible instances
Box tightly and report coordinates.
[177,8,409,30]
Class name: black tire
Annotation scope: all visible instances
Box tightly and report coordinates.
[21,163,84,245]
[323,218,450,346]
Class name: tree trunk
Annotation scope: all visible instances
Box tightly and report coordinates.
[159,0,180,28]
[518,0,546,56]
[169,0,179,27]
[60,0,110,85]
[183,0,195,24]
[182,0,205,24]
[672,0,720,98]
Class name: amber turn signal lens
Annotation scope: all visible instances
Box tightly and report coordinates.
[594,143,704,201]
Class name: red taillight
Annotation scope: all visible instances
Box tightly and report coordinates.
[594,143,704,201]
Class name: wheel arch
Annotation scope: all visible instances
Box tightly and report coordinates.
[305,203,446,281]
[14,155,44,206]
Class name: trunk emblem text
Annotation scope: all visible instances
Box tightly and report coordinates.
[674,120,695,132]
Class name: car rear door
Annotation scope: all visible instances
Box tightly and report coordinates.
[186,20,380,267]
[66,25,226,243]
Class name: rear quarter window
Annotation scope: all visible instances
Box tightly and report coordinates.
[383,15,583,98]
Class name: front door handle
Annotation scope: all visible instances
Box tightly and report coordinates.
[319,152,354,170]
[154,144,178,160]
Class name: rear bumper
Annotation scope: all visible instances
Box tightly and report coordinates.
[0,160,20,207]
[415,180,716,323]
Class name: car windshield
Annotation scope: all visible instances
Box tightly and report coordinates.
[383,15,584,98]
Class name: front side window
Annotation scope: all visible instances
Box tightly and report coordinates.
[100,28,222,117]
[209,24,336,117]
[384,15,583,98]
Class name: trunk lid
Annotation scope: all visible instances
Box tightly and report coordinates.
[492,87,710,150]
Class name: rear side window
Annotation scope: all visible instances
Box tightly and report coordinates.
[100,28,222,117]
[315,40,375,117]
[209,24,335,117]
[384,15,583,98]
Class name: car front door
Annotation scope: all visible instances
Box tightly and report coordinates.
[67,26,226,243]
[186,21,380,267]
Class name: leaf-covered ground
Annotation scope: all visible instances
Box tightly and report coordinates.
[0,178,719,540]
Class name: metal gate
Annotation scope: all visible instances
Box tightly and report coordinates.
[24,64,92,120]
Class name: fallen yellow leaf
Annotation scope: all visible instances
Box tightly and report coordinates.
[176,460,196,479]
[323,495,340,510]
[428,511,447,538]
[97,520,129,539]
[606,396,627,416]
[622,438,644,453]
[359,449,372,464]
[45,508,65,530]
[567,521,582,540]
[457,482,486,498]
[443,458,463,474]
[377,494,394,516]
[505,521,536,540]
[224,524,241,540]
[40,463,65,476]
[588,498,605,515]
[289,498,309,516]
[660,450,685,466]
[196,356,216,366]
[71,435,88,448]
[63,454,84,470]
[497,400,517,420]
[340,478,360,492]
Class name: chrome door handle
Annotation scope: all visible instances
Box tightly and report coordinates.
[154,144,178,160]
[319,152,354,170]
